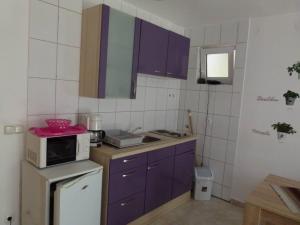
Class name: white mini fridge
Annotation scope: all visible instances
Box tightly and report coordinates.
[22,160,103,225]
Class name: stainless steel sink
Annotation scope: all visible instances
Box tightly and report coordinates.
[142,136,160,143]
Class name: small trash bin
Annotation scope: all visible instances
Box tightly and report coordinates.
[194,167,214,200]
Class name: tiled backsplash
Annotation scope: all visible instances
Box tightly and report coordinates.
[27,0,184,131]
[180,20,249,201]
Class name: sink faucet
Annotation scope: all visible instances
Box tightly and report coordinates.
[128,127,142,133]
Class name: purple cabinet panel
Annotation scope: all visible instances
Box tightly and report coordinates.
[172,147,195,198]
[109,166,147,203]
[175,140,196,155]
[148,146,175,163]
[166,31,190,80]
[145,157,174,212]
[138,20,169,76]
[110,153,147,174]
[107,192,145,225]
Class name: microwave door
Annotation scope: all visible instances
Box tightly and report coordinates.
[53,170,102,225]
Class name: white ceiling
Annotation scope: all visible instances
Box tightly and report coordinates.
[124,0,300,27]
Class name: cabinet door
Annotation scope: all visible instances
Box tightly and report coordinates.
[145,157,173,212]
[166,32,190,79]
[138,20,169,76]
[172,150,195,199]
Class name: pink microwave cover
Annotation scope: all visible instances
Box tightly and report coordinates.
[29,124,87,137]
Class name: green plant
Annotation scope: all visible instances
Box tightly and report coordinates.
[287,62,300,76]
[283,90,300,99]
[272,122,296,134]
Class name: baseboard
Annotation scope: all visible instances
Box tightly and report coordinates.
[128,192,191,225]
[231,198,245,208]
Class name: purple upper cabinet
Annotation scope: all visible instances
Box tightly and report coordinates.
[145,157,174,212]
[166,31,190,80]
[138,20,169,76]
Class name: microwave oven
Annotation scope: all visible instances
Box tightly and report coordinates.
[26,132,91,168]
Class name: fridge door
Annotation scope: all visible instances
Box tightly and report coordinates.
[54,170,102,225]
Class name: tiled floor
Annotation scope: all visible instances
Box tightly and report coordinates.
[149,198,243,225]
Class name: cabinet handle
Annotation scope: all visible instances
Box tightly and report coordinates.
[120,198,135,207]
[122,171,136,178]
[154,70,161,73]
[123,157,137,163]
[167,72,173,75]
[76,141,80,155]
[147,163,159,171]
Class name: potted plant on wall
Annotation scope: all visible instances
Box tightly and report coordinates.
[272,122,296,140]
[283,90,300,106]
[287,62,300,79]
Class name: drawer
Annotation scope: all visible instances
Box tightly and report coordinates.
[175,141,196,155]
[109,166,147,203]
[148,146,175,163]
[110,153,147,174]
[107,192,145,225]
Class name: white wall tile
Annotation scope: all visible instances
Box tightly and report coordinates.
[226,141,236,164]
[58,8,81,47]
[167,89,180,110]
[60,0,83,13]
[210,138,227,162]
[28,39,57,79]
[137,75,147,86]
[166,110,178,131]
[99,99,116,112]
[222,186,232,201]
[195,135,204,155]
[214,92,232,116]
[231,93,242,117]
[168,79,181,89]
[198,91,208,113]
[185,90,199,112]
[210,159,225,184]
[145,87,157,110]
[28,114,55,128]
[143,111,155,131]
[215,84,233,93]
[155,88,168,110]
[233,69,244,93]
[28,78,56,115]
[212,182,223,198]
[197,113,207,135]
[187,69,200,91]
[121,1,137,17]
[57,45,80,81]
[179,90,186,110]
[208,92,216,114]
[100,112,115,130]
[211,115,230,139]
[238,20,249,43]
[189,27,205,47]
[78,97,98,113]
[42,0,58,5]
[183,111,198,134]
[204,24,221,46]
[223,164,234,186]
[131,86,145,111]
[56,113,78,125]
[116,99,131,112]
[154,111,166,130]
[235,43,247,68]
[204,136,212,157]
[30,0,58,42]
[104,0,121,10]
[116,112,131,130]
[221,22,238,45]
[177,110,184,132]
[130,112,144,131]
[228,117,239,141]
[56,80,79,114]
[83,0,103,9]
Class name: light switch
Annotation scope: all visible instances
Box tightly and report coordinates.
[4,125,25,135]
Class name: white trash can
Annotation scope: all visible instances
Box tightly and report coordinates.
[194,167,214,200]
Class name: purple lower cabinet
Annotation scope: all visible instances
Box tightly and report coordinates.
[172,150,195,199]
[109,166,147,204]
[107,192,145,225]
[145,157,174,212]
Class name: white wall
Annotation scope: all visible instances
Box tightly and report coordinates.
[0,0,29,224]
[180,20,249,201]
[232,12,300,202]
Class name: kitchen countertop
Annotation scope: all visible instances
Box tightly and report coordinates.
[91,132,197,159]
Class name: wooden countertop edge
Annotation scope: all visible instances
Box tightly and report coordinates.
[91,133,197,159]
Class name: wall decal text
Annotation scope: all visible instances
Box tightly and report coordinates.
[257,96,279,102]
[252,129,271,136]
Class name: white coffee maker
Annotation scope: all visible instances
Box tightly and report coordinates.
[79,114,106,147]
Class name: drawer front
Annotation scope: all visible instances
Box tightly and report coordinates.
[175,140,196,155]
[109,166,147,203]
[148,146,175,163]
[110,153,147,174]
[107,192,145,225]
